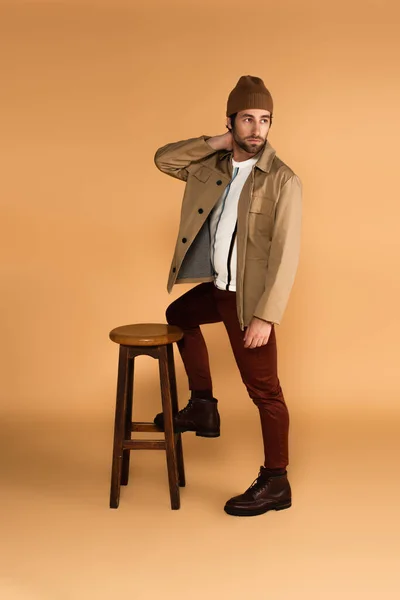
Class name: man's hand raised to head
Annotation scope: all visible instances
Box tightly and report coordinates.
[206,131,233,151]
[243,317,273,349]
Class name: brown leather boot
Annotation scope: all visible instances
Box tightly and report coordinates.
[224,467,292,516]
[153,397,220,438]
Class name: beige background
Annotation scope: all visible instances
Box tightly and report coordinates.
[1,1,399,598]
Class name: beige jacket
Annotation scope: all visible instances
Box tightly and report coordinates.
[154,136,302,330]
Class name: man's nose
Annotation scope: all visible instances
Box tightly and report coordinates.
[252,124,260,137]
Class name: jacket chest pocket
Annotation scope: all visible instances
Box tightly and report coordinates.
[188,165,212,183]
[248,195,275,237]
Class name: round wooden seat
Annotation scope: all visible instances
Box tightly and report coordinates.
[109,323,183,347]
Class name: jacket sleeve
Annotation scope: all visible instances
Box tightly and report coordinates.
[154,136,218,182]
[253,174,302,325]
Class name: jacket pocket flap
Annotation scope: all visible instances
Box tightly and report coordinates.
[250,195,275,216]
[189,165,212,183]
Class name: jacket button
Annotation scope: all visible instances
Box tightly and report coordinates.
[172,267,176,273]
[216,180,222,185]
[182,237,187,243]
[198,208,204,214]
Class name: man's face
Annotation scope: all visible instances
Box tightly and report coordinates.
[227,108,271,155]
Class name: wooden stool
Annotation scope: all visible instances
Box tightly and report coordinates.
[109,323,185,510]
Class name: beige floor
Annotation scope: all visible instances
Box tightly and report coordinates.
[1,409,399,600]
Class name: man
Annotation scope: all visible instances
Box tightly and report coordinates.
[153,75,302,517]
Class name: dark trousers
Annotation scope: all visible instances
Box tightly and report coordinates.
[166,282,289,469]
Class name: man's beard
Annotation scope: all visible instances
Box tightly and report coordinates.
[232,129,266,155]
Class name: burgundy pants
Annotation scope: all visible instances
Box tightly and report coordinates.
[166,282,289,469]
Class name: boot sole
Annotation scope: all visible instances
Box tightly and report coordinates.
[224,501,292,517]
[153,424,220,438]
[176,427,220,438]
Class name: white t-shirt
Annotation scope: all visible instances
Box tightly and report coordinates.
[209,155,258,291]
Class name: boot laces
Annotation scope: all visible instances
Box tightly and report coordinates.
[177,400,194,416]
[246,468,269,494]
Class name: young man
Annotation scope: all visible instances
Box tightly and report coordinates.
[153,75,302,517]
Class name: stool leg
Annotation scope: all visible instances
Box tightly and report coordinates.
[167,343,185,487]
[110,345,130,508]
[158,345,180,510]
[121,356,134,486]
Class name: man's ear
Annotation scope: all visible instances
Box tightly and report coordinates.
[226,117,232,131]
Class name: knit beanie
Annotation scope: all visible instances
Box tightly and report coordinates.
[226,75,273,117]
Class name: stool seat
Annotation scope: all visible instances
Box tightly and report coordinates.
[109,323,183,347]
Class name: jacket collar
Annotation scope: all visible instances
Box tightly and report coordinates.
[218,140,276,173]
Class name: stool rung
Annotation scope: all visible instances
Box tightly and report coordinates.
[131,422,160,433]
[123,440,166,450]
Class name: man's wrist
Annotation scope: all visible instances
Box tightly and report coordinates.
[254,316,275,325]
[206,133,231,151]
